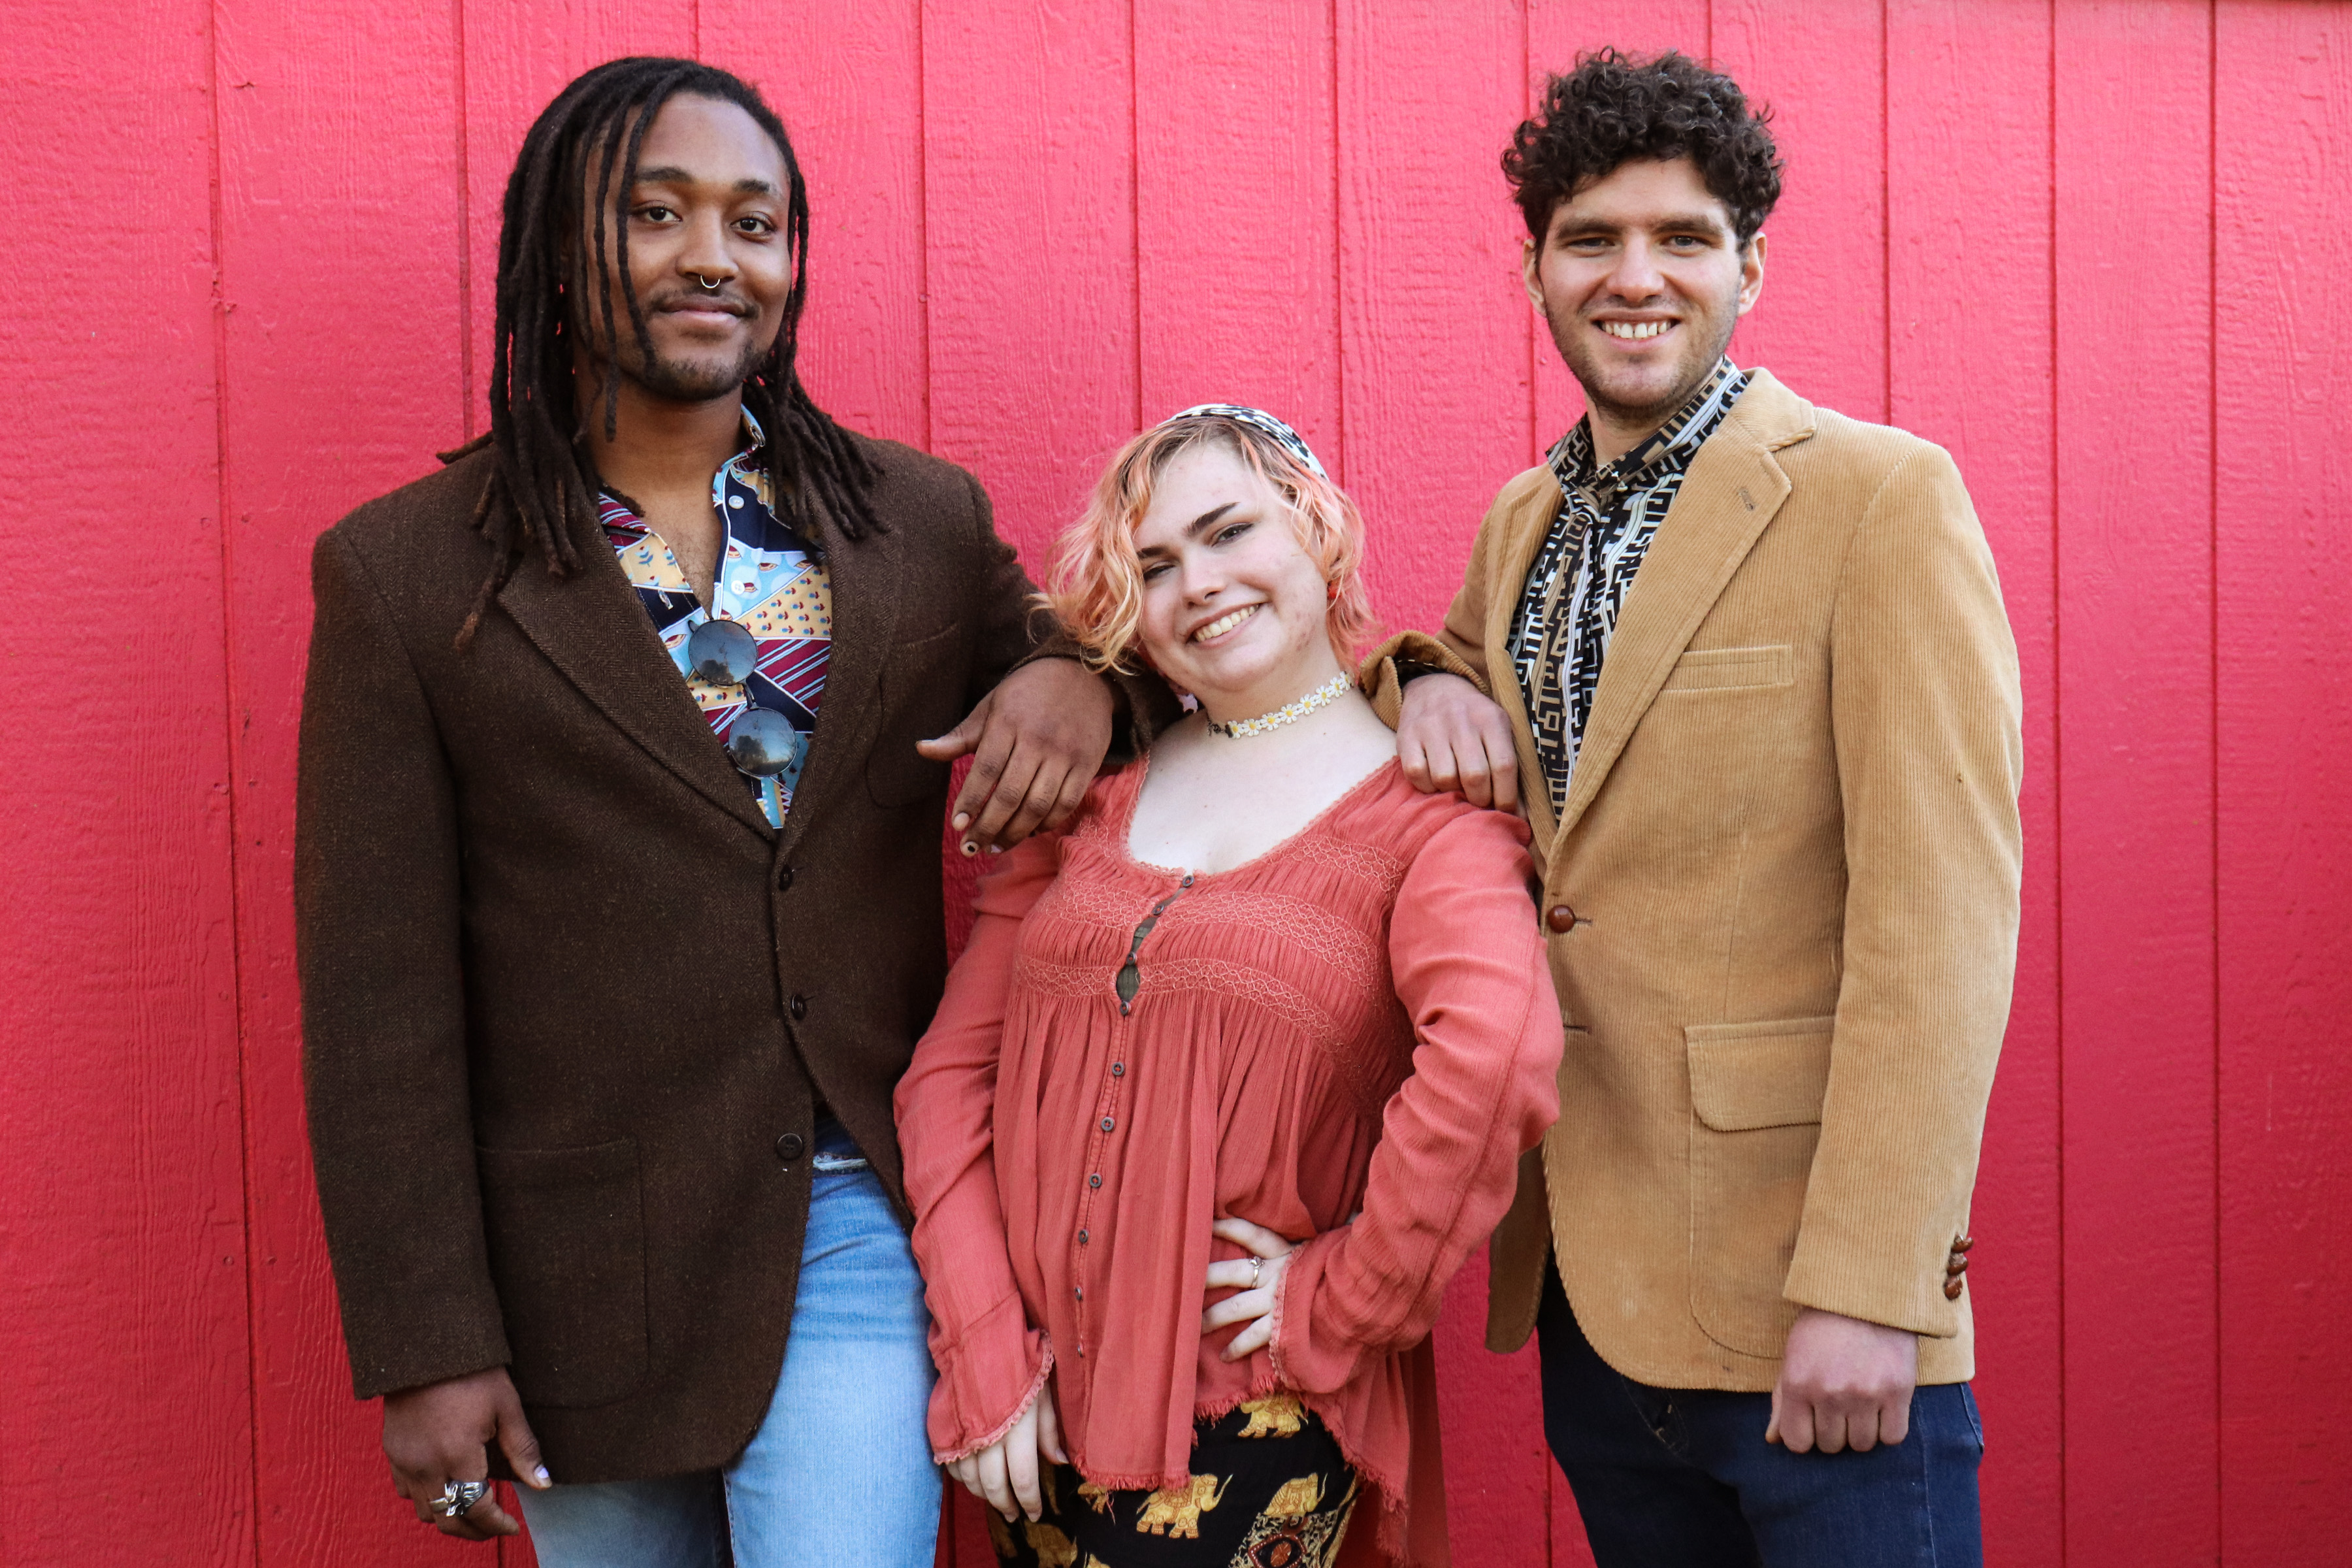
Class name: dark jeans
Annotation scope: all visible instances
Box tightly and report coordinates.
[1538,1266,1984,1568]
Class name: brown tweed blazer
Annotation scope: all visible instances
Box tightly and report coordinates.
[1366,370,2023,1392]
[297,432,1085,1481]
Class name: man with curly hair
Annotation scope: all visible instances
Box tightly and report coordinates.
[1368,49,2019,1565]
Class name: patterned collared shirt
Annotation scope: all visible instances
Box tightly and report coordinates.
[598,410,832,828]
[1507,359,1750,816]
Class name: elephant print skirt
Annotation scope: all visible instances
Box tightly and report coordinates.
[987,1394,1358,1568]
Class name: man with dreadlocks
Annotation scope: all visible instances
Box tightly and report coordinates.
[296,58,1145,1565]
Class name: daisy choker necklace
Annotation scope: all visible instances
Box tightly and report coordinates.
[1203,673,1352,740]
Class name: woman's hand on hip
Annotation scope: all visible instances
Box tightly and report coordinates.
[1201,1217,1300,1362]
[947,1380,1068,1524]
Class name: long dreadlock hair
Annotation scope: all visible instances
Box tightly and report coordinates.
[455,56,881,650]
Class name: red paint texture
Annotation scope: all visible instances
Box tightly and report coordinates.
[2,5,2345,1565]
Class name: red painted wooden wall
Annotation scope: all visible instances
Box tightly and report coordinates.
[3,2,2346,1563]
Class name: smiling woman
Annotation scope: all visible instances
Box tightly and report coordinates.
[895,406,1565,1568]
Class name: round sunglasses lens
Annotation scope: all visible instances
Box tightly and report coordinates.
[725,706,804,777]
[688,617,759,685]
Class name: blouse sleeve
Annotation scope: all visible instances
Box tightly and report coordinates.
[893,830,1063,1462]
[1268,807,1563,1394]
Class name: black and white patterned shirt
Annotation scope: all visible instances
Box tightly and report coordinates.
[1509,359,1750,816]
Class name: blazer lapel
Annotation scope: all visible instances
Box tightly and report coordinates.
[1479,470,1573,853]
[1552,373,1812,840]
[498,508,776,840]
[773,515,902,864]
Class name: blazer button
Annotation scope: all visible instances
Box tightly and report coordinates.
[1546,904,1578,934]
[1944,1277,1965,1301]
[776,864,795,892]
[776,1132,805,1164]
[789,994,808,1021]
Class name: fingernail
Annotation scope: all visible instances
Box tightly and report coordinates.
[533,1467,550,1487]
[953,813,970,830]
[987,843,1002,854]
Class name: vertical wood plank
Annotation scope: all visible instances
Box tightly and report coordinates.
[210,2,480,1565]
[711,0,928,450]
[461,0,699,434]
[2213,5,2352,1561]
[919,0,1135,561]
[2054,4,2217,1563]
[1524,1,1714,469]
[1883,3,2062,1561]
[1133,0,1339,463]
[1709,0,1887,422]
[1332,9,1546,1556]
[0,0,256,1562]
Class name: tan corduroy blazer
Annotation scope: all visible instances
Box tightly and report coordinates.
[1366,370,2022,1391]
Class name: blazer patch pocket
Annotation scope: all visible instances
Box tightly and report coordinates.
[476,1138,648,1409]
[1683,1017,1834,1358]
[1662,644,1793,694]
[866,620,969,808]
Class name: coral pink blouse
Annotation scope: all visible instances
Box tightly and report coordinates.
[894,758,1561,1567]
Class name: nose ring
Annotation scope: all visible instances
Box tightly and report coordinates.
[694,274,721,291]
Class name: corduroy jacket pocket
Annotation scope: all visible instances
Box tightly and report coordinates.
[476,1138,648,1409]
[866,620,968,808]
[1661,644,1793,694]
[1684,1018,1834,1358]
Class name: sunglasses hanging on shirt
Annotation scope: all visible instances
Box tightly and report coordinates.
[687,617,806,779]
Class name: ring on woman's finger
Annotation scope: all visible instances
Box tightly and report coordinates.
[1249,1256,1263,1290]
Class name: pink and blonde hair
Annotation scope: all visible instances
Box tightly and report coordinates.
[1041,416,1377,676]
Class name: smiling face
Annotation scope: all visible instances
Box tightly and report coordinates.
[1132,442,1343,717]
[1523,155,1765,453]
[574,93,794,403]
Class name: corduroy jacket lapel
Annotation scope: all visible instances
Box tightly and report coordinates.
[498,505,776,840]
[1551,371,1815,840]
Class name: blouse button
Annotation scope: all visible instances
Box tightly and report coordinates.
[1088,1173,1102,1188]
[1074,1286,1084,1301]
[1077,1229,1089,1245]
[1100,1117,1115,1133]
[1111,1063,1126,1077]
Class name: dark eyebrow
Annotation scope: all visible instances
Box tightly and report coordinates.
[1187,502,1239,537]
[631,166,779,197]
[1136,502,1239,559]
[1553,211,1731,240]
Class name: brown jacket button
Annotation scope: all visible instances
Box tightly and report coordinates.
[1546,904,1577,934]
[775,864,794,892]
[776,1132,805,1163]
[789,993,808,1021]
[1944,1277,1965,1301]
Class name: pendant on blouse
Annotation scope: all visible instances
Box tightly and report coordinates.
[1202,673,1352,740]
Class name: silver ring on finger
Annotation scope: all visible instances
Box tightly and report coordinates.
[1249,1257,1263,1290]
[436,1479,490,1518]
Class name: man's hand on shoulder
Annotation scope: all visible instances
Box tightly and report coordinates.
[919,658,1114,855]
[382,1365,549,1539]
[1397,672,1523,813]
[1766,1306,1920,1455]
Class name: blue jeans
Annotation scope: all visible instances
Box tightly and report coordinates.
[519,1120,940,1567]
[1538,1265,1983,1568]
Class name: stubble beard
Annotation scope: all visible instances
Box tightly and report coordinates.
[620,333,768,404]
[1548,294,1740,434]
